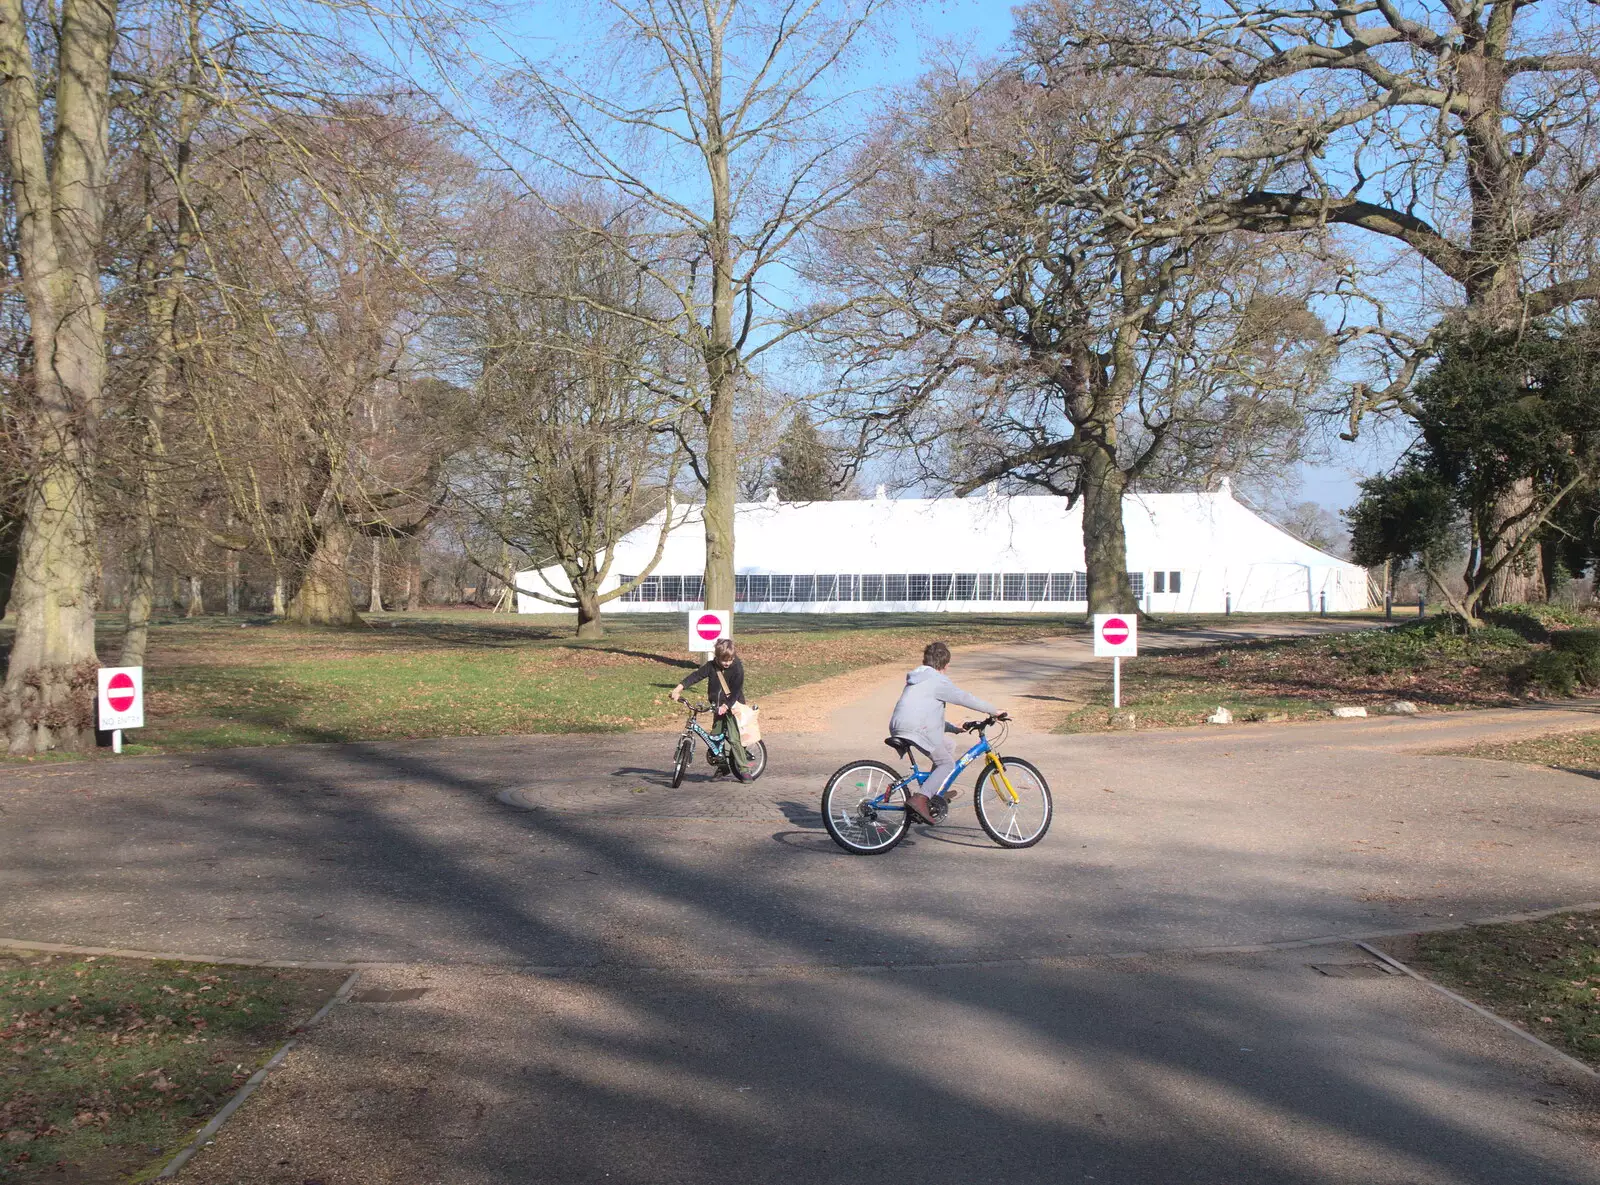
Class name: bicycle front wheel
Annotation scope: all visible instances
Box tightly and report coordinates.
[670,735,693,788]
[821,760,912,854]
[974,756,1053,849]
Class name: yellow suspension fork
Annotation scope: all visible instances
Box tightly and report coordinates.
[987,751,1020,804]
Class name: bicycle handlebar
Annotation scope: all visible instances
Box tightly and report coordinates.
[962,713,1010,732]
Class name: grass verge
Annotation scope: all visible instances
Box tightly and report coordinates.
[1,952,344,1183]
[1444,728,1600,774]
[1390,912,1600,1070]
[1057,619,1537,733]
[12,610,1086,756]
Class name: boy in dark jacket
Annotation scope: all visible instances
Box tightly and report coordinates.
[671,637,752,781]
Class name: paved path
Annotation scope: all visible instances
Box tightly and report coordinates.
[3,629,1600,1182]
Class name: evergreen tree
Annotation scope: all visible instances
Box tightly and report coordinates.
[774,415,842,501]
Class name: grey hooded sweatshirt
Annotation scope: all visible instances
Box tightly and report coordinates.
[888,665,999,755]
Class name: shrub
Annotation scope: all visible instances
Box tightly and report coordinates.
[1549,628,1600,687]
[1512,649,1580,697]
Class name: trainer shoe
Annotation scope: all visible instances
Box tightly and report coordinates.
[938,789,961,804]
[906,792,937,825]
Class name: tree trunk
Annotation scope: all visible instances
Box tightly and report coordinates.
[0,0,118,753]
[185,575,202,617]
[403,537,421,611]
[287,508,360,626]
[225,549,239,615]
[575,584,603,639]
[367,535,384,613]
[119,506,155,664]
[272,573,286,617]
[1482,478,1545,607]
[1080,440,1134,615]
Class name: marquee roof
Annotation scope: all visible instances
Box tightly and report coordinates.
[601,485,1356,576]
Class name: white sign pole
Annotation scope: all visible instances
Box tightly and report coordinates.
[112,729,122,755]
[1113,656,1121,709]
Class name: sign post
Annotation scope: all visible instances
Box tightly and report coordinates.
[1092,614,1139,708]
[96,667,145,754]
[687,609,732,653]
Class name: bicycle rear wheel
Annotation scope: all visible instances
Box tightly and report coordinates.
[743,740,768,780]
[670,735,693,788]
[973,756,1052,848]
[821,760,912,854]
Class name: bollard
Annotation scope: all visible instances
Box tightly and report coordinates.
[1319,591,1326,616]
[1385,593,1392,621]
[1225,592,1232,615]
[1418,594,1426,618]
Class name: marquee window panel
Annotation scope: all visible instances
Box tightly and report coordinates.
[1153,571,1166,594]
[1128,572,1145,598]
[975,573,996,600]
[642,576,662,602]
[618,575,638,602]
[930,574,953,600]
[953,573,977,599]
[1026,573,1048,600]
[770,575,792,601]
[1048,572,1087,601]
[861,574,885,600]
[661,575,684,601]
[793,575,816,601]
[1169,571,1182,593]
[909,574,932,600]
[1002,573,1027,601]
[834,575,859,601]
[747,575,770,602]
[884,574,907,600]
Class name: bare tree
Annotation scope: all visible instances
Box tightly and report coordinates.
[819,55,1331,612]
[484,0,890,612]
[1061,0,1600,602]
[454,202,685,639]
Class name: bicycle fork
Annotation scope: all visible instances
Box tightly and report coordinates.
[986,751,1021,804]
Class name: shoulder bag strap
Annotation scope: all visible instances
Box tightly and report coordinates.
[715,667,732,701]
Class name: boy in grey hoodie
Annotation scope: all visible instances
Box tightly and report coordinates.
[889,641,1004,822]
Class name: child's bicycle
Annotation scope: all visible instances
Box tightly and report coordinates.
[670,702,768,787]
[820,715,1051,854]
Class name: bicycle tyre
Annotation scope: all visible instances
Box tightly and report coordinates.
[670,735,692,788]
[973,756,1053,849]
[821,760,912,854]
[743,740,768,780]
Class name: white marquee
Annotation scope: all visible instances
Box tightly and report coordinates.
[516,484,1370,615]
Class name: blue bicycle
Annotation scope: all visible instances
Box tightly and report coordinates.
[821,715,1052,854]
[670,702,768,787]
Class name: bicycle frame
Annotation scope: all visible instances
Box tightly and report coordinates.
[680,712,729,759]
[881,731,1022,810]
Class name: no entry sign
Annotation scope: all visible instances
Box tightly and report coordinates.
[97,666,145,732]
[1093,613,1138,658]
[687,609,731,653]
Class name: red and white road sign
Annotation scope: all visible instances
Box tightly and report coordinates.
[687,608,732,652]
[97,666,145,730]
[1093,613,1138,657]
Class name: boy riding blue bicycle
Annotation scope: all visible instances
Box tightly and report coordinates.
[890,641,1008,824]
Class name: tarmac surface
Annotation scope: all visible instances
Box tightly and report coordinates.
[3,623,1599,1182]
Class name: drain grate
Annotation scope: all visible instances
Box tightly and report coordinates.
[1307,962,1403,979]
[351,987,430,1003]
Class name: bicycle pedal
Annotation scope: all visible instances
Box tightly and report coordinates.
[928,797,949,822]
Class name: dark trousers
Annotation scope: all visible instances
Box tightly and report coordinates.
[712,711,751,771]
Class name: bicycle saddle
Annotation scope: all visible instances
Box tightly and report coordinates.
[884,737,915,759]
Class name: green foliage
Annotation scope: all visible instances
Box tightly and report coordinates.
[1511,649,1580,697]
[1484,602,1592,641]
[773,414,845,501]
[1345,468,1458,570]
[1344,324,1600,595]
[1549,628,1600,686]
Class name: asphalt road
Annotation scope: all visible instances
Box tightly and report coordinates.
[3,636,1600,1183]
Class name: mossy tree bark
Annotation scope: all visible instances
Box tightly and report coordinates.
[0,0,118,753]
[287,499,360,626]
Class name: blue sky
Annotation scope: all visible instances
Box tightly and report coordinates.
[479,0,1408,514]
